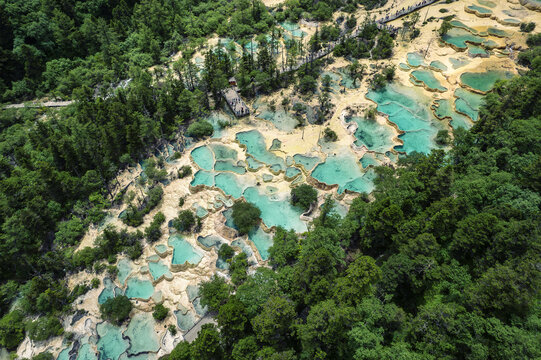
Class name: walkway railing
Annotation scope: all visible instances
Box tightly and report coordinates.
[222,88,250,117]
[3,100,74,109]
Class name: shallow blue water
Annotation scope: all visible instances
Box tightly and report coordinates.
[191,146,214,170]
[248,227,273,260]
[96,322,129,360]
[125,313,160,355]
[214,172,245,198]
[243,187,307,232]
[345,116,395,153]
[236,130,285,170]
[168,234,203,266]
[125,278,154,300]
[366,84,444,154]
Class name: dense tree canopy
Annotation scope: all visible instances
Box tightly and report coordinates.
[167,44,541,359]
[0,1,538,357]
[0,0,276,101]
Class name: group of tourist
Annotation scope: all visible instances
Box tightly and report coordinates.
[379,0,438,24]
[229,97,249,116]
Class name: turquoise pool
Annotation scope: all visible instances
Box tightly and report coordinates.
[125,313,160,355]
[411,70,447,91]
[243,187,307,232]
[429,60,448,72]
[406,52,426,67]
[190,170,214,187]
[191,146,214,170]
[96,322,129,360]
[209,143,237,161]
[285,167,302,180]
[168,234,203,266]
[117,259,133,286]
[460,70,514,93]
[442,27,484,49]
[259,109,299,132]
[148,260,172,281]
[449,57,470,69]
[312,153,376,194]
[293,154,320,172]
[432,98,472,129]
[248,227,273,261]
[98,278,122,305]
[236,130,285,170]
[175,310,196,332]
[214,172,245,198]
[360,153,380,168]
[125,278,154,300]
[367,84,444,154]
[345,116,395,153]
[454,88,485,121]
[466,4,492,15]
[214,160,246,174]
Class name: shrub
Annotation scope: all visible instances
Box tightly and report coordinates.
[323,127,337,142]
[26,316,64,341]
[178,166,192,179]
[365,106,377,120]
[91,278,100,288]
[70,284,90,302]
[383,65,395,81]
[186,121,213,139]
[435,130,450,145]
[32,353,54,360]
[145,212,166,243]
[229,253,249,285]
[232,202,261,235]
[526,33,541,47]
[72,247,100,269]
[292,103,307,114]
[100,295,132,324]
[370,73,386,90]
[55,217,85,246]
[93,263,106,274]
[218,120,230,128]
[299,75,317,94]
[200,276,232,312]
[123,186,164,227]
[153,304,169,321]
[520,22,536,33]
[291,184,318,211]
[126,241,143,260]
[107,265,118,277]
[0,311,25,350]
[439,20,452,36]
[144,159,167,183]
[168,324,177,335]
[173,210,196,232]
[218,244,235,260]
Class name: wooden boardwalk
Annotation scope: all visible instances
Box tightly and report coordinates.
[3,100,74,109]
[378,0,440,24]
[3,1,440,114]
[278,0,440,73]
[183,315,217,343]
[222,88,250,117]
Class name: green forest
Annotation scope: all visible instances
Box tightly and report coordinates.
[165,49,541,359]
[0,0,380,102]
[0,0,540,358]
